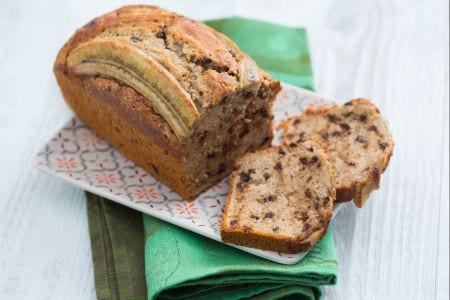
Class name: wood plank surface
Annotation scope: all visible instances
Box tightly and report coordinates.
[0,0,448,299]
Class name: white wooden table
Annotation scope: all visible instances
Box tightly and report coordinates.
[0,0,448,299]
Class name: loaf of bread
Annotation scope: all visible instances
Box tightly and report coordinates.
[280,99,394,207]
[54,5,280,200]
[221,141,336,253]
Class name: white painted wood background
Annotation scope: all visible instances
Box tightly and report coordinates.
[0,0,448,299]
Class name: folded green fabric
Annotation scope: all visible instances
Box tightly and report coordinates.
[144,217,337,300]
[87,193,147,300]
[87,17,337,300]
[205,18,314,89]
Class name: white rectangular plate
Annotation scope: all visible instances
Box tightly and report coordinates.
[34,83,344,265]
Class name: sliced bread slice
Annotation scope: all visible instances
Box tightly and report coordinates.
[220,141,336,253]
[280,98,394,207]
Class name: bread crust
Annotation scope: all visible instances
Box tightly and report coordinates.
[280,98,394,207]
[55,69,193,198]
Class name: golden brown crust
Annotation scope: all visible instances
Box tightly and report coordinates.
[280,98,394,208]
[54,69,193,198]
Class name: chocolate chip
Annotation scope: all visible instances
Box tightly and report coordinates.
[321,132,329,141]
[151,164,159,174]
[293,119,301,126]
[332,131,341,137]
[156,31,166,39]
[305,189,312,199]
[379,142,389,150]
[287,133,294,140]
[344,112,353,117]
[217,163,226,174]
[298,132,306,142]
[261,136,271,146]
[274,162,282,171]
[264,212,274,219]
[198,131,208,143]
[263,173,270,181]
[239,172,252,183]
[250,215,260,220]
[230,220,238,226]
[359,114,367,123]
[369,125,378,132]
[278,149,286,156]
[272,226,280,232]
[311,156,319,164]
[307,146,314,152]
[258,108,269,118]
[262,195,277,203]
[327,114,340,123]
[314,202,320,210]
[244,91,253,99]
[306,175,313,183]
[302,223,311,232]
[356,135,368,143]
[300,212,309,221]
[344,101,353,106]
[130,35,142,42]
[340,123,351,131]
[300,157,308,166]
[206,152,215,159]
[200,57,212,66]
[347,161,356,167]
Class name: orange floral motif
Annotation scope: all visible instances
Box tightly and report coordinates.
[134,187,158,201]
[55,156,78,170]
[175,202,198,215]
[94,173,118,185]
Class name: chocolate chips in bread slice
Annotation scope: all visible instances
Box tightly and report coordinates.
[220,141,336,254]
[280,98,394,207]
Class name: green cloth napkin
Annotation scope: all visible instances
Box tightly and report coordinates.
[205,18,313,89]
[87,193,147,300]
[144,218,337,300]
[87,17,337,300]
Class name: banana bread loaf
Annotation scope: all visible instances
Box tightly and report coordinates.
[280,99,394,207]
[54,5,280,200]
[221,141,336,253]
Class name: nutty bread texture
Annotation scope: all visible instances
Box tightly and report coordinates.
[280,99,394,207]
[221,141,336,253]
[54,5,280,200]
